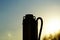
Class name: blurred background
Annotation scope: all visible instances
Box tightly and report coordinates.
[0,0,60,40]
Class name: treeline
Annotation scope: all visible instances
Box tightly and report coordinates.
[42,31,60,40]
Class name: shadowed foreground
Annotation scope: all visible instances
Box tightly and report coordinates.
[42,31,60,40]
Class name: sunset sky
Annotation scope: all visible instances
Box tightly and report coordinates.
[0,0,60,40]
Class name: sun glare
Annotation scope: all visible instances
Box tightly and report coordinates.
[45,18,60,34]
[40,18,60,40]
[8,33,12,37]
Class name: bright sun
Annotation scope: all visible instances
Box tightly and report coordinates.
[40,18,60,40]
[44,18,60,34]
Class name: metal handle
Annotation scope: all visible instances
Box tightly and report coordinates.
[37,17,43,40]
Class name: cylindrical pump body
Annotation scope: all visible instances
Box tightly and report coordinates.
[23,14,38,40]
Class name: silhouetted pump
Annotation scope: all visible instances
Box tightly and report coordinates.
[23,14,43,40]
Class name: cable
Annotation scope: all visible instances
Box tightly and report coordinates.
[37,17,43,40]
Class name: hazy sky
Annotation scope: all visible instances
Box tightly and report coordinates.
[0,0,60,40]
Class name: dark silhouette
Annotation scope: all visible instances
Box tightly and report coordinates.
[43,32,60,40]
[23,14,43,40]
